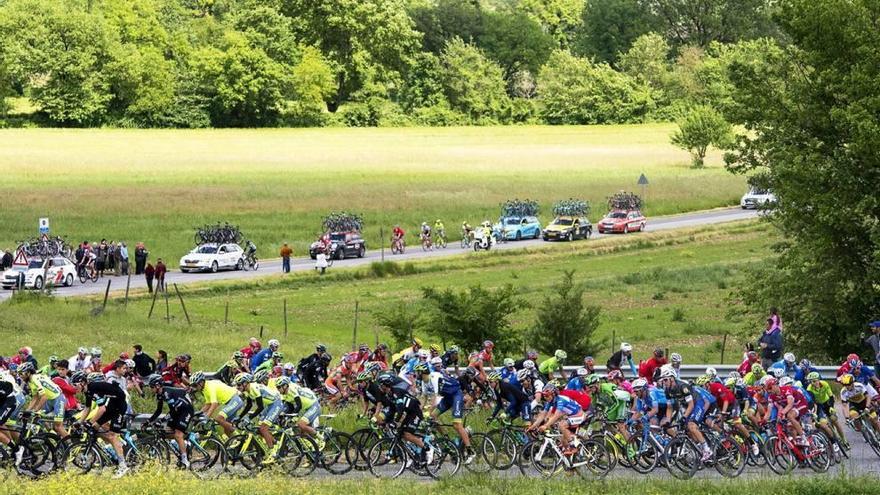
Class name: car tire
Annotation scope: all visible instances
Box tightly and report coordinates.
[181,269,189,273]
[640,223,646,232]
[310,254,317,260]
[515,231,522,241]
[236,259,244,271]
[34,276,43,290]
[211,261,219,273]
[357,245,365,258]
[567,232,574,242]
[542,236,548,242]
[623,225,629,234]
[534,229,540,239]
[65,274,74,287]
[336,248,345,261]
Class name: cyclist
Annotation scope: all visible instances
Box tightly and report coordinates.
[488,369,533,429]
[325,354,357,405]
[744,363,766,386]
[538,349,567,383]
[514,350,539,371]
[0,369,25,448]
[255,351,284,375]
[769,352,798,379]
[607,369,633,394]
[234,373,283,461]
[500,358,518,383]
[630,378,669,426]
[461,221,473,244]
[669,352,682,377]
[428,344,441,360]
[658,365,713,462]
[251,339,280,371]
[392,225,405,249]
[441,345,461,372]
[806,371,847,448]
[378,373,434,466]
[72,371,130,477]
[37,355,59,377]
[161,354,191,386]
[189,371,242,437]
[420,222,432,250]
[433,220,446,246]
[274,376,322,445]
[368,343,389,369]
[585,373,631,445]
[391,338,423,371]
[528,382,586,455]
[145,374,193,468]
[838,373,880,433]
[469,340,495,382]
[427,360,475,463]
[794,359,819,384]
[216,351,250,386]
[399,349,430,388]
[479,221,493,247]
[851,359,880,389]
[18,362,67,439]
[764,376,810,445]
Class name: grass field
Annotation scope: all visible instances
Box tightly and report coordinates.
[4,470,874,494]
[0,125,745,266]
[0,221,771,370]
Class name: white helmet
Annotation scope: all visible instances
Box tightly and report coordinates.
[125,359,135,368]
[516,369,532,382]
[705,367,717,377]
[783,352,796,364]
[429,356,443,367]
[659,364,676,379]
[779,376,794,387]
[268,339,280,349]
[78,347,88,354]
[632,378,648,389]
[417,349,430,359]
[759,375,774,386]
[728,371,742,380]
[576,368,588,377]
[620,342,632,353]
[770,367,785,378]
[670,353,682,363]
[523,359,535,370]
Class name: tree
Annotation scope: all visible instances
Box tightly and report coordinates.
[575,0,660,64]
[374,300,426,350]
[645,0,780,48]
[724,0,880,359]
[440,38,510,121]
[537,50,653,124]
[670,104,732,167]
[478,11,555,84]
[517,0,584,48]
[422,284,524,355]
[399,52,446,111]
[408,0,484,54]
[618,32,670,90]
[530,270,601,359]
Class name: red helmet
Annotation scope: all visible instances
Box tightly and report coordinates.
[483,340,494,349]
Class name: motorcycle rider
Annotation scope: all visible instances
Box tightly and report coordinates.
[478,221,493,249]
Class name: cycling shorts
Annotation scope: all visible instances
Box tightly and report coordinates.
[0,396,17,425]
[97,402,126,433]
[815,399,835,420]
[506,400,531,422]
[218,395,244,420]
[300,402,321,427]
[42,395,65,422]
[324,383,340,395]
[168,404,194,433]
[566,413,586,428]
[687,401,707,423]
[849,399,869,413]
[259,399,284,426]
[400,408,424,435]
[437,391,465,420]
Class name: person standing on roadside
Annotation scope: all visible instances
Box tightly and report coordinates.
[134,242,148,275]
[280,243,293,273]
[864,321,880,369]
[155,258,167,292]
[97,240,108,277]
[315,251,328,275]
[113,242,122,276]
[133,344,156,378]
[119,242,129,276]
[145,263,155,293]
[759,307,783,368]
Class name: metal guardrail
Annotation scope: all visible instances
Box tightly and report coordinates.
[563,364,838,380]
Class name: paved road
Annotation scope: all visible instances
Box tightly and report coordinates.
[0,208,758,301]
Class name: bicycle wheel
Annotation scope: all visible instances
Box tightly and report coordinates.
[806,433,831,473]
[367,438,407,479]
[664,436,699,480]
[90,268,99,283]
[224,434,261,475]
[747,431,767,467]
[860,422,880,458]
[713,433,746,478]
[350,428,379,471]
[626,434,658,474]
[278,435,318,478]
[487,429,517,470]
[320,431,357,475]
[763,436,795,475]
[463,432,495,473]
[189,437,225,479]
[433,437,461,477]
[21,434,59,477]
[527,439,561,478]
[64,440,102,475]
[577,438,613,479]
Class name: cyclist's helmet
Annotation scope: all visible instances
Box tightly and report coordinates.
[272,352,284,360]
[779,376,794,387]
[800,358,812,369]
[541,382,558,397]
[584,374,601,386]
[359,344,370,353]
[91,347,103,357]
[429,344,440,353]
[837,374,854,386]
[806,371,821,382]
[87,372,105,383]
[48,355,59,364]
[70,371,87,385]
[462,367,478,378]
[705,367,717,378]
[632,378,648,390]
[724,377,741,388]
[377,374,396,387]
[17,362,35,375]
[253,370,269,384]
[576,368,589,377]
[847,353,860,368]
[146,374,163,387]
[412,338,423,347]
[448,345,460,354]
[366,362,382,373]
[522,360,536,370]
[516,369,532,382]
[728,371,742,380]
[659,364,676,379]
[653,348,664,358]
[770,367,785,379]
[356,372,372,383]
[190,371,206,386]
[694,375,711,386]
[483,340,494,350]
[275,376,291,389]
[526,350,538,360]
[316,344,327,353]
[417,349,430,359]
[554,350,567,361]
[607,370,623,381]
[783,352,796,364]
[320,353,332,364]
[763,377,778,388]
[620,342,632,353]
[268,339,280,349]
[233,373,253,386]
[232,351,245,360]
[429,356,443,367]
[283,362,296,372]
[413,363,430,375]
[670,353,682,364]
[487,371,502,382]
[503,358,515,368]
[343,354,357,363]
[751,363,764,374]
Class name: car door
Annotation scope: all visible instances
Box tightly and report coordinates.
[216,245,228,268]
[228,245,241,267]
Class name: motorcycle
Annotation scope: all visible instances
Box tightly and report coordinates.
[473,229,496,251]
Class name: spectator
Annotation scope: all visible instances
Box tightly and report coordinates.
[156,350,168,372]
[280,243,293,273]
[865,321,880,369]
[638,348,667,384]
[737,350,760,376]
[68,347,91,372]
[240,337,262,362]
[112,242,122,276]
[315,251,328,275]
[74,243,86,273]
[0,249,11,270]
[119,242,130,276]
[606,342,637,377]
[759,308,784,368]
[97,239,108,277]
[144,263,155,293]
[132,344,156,377]
[155,258,167,292]
[134,242,148,275]
[17,347,38,368]
[52,360,79,413]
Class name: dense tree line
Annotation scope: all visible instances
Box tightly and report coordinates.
[0,0,783,127]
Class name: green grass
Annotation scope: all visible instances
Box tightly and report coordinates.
[0,125,745,266]
[0,221,772,370]
[4,470,875,494]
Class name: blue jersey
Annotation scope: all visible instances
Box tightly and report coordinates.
[794,366,818,383]
[435,370,462,397]
[769,361,797,379]
[794,385,813,405]
[544,394,582,416]
[695,386,716,406]
[501,367,520,387]
[647,386,668,407]
[250,348,273,370]
[565,377,585,391]
[853,366,877,386]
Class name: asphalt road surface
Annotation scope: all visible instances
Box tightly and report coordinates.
[0,208,758,301]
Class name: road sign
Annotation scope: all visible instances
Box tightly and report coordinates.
[637,173,649,186]
[12,248,28,266]
[39,217,49,235]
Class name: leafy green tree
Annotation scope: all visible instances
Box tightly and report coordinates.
[408,0,484,54]
[575,0,660,64]
[670,104,732,168]
[517,0,584,48]
[106,44,175,125]
[529,270,601,359]
[374,300,427,350]
[399,52,446,111]
[422,284,524,355]
[440,38,510,121]
[618,32,670,90]
[645,0,780,48]
[724,0,880,359]
[537,50,653,124]
[478,11,555,83]
[226,4,299,65]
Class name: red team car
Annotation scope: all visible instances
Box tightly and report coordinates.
[597,209,646,234]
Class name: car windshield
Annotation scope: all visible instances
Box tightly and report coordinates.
[749,188,770,195]
[505,218,521,225]
[330,233,346,241]
[28,260,43,269]
[196,246,217,254]
[554,218,573,226]
[607,212,627,219]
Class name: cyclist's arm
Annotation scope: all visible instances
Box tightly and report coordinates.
[239,397,253,419]
[249,396,264,418]
[148,395,164,423]
[203,402,219,418]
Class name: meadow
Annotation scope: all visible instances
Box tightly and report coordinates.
[0,125,745,265]
[0,221,772,369]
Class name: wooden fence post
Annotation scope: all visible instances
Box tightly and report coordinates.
[352,300,359,351]
[283,298,288,338]
[164,289,170,323]
[148,286,159,319]
[101,279,112,312]
[173,284,191,326]
[124,271,132,308]
[720,333,728,364]
[224,289,229,325]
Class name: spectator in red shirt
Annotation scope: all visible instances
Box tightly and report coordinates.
[155,258,167,292]
[144,263,155,293]
[737,350,760,376]
[101,352,131,374]
[639,348,668,384]
[240,337,262,363]
[52,360,80,413]
[161,354,191,386]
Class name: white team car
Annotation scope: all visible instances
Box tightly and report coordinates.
[740,187,776,209]
[179,243,244,273]
[1,257,77,290]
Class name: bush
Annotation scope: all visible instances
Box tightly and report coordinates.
[670,104,733,168]
[412,102,470,126]
[671,307,686,322]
